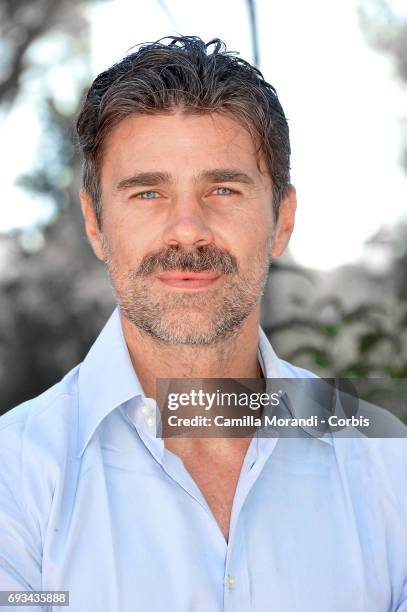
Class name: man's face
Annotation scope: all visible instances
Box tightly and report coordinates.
[82,111,296,344]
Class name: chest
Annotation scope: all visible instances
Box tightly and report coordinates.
[42,439,398,612]
[181,455,243,541]
[163,439,252,541]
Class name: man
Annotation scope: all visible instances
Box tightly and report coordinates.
[0,36,406,612]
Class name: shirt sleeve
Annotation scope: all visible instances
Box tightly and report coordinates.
[0,421,44,610]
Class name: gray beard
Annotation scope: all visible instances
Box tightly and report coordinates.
[104,240,272,345]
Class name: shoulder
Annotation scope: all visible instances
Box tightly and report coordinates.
[277,358,407,492]
[330,399,407,515]
[0,365,82,583]
[0,364,82,548]
[0,364,81,471]
[334,436,407,529]
[0,363,80,425]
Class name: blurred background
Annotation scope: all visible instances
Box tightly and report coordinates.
[1,0,407,416]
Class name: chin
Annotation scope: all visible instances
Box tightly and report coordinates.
[155,317,218,345]
[147,310,247,345]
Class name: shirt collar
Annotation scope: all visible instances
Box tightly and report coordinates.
[257,327,333,446]
[257,326,286,378]
[76,308,144,457]
[76,308,332,457]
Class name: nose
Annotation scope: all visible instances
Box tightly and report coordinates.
[162,195,214,248]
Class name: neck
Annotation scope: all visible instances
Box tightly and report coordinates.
[120,308,263,399]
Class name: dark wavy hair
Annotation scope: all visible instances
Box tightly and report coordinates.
[76,35,291,225]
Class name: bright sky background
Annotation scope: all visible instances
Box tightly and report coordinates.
[1,0,407,270]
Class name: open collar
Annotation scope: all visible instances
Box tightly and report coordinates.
[76,308,332,457]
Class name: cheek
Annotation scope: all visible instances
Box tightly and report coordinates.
[239,219,272,253]
[102,228,137,268]
[104,206,164,255]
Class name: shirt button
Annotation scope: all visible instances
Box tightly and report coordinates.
[146,416,156,428]
[140,403,150,415]
[225,574,236,589]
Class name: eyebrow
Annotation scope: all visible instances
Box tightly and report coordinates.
[115,172,171,191]
[197,169,255,185]
[115,168,255,192]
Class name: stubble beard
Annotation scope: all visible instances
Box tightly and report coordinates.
[103,238,273,345]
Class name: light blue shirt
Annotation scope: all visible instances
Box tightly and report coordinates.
[1,307,406,612]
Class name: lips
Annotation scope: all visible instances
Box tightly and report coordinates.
[157,271,221,289]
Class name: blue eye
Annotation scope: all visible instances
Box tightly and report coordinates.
[214,187,234,196]
[137,191,160,200]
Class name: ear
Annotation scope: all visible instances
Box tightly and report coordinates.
[80,191,105,261]
[271,186,297,258]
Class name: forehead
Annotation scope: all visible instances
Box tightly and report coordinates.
[100,111,270,186]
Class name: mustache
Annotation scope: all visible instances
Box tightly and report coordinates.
[134,245,239,276]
